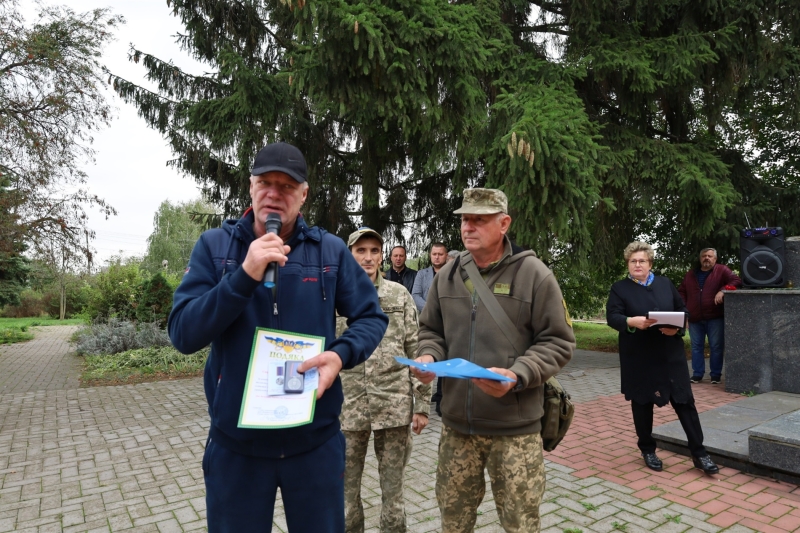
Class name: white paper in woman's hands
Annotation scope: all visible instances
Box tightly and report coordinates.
[646,311,686,328]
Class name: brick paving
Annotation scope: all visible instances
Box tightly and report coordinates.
[0,380,209,532]
[1,328,799,532]
[548,386,800,533]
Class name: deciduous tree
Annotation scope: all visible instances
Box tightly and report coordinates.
[0,0,121,260]
[141,198,214,275]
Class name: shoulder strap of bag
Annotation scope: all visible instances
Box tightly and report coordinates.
[462,258,523,355]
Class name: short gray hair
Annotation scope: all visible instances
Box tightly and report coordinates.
[447,250,459,259]
[623,241,654,264]
[700,247,717,258]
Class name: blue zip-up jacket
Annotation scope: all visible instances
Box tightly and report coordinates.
[168,211,388,458]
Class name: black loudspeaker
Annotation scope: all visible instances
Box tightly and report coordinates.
[740,227,785,288]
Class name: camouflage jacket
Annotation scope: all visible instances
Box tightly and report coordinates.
[337,275,431,431]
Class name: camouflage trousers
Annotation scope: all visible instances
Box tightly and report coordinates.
[436,425,546,533]
[343,425,412,533]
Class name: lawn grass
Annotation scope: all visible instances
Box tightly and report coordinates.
[573,321,693,357]
[0,327,34,344]
[0,317,85,345]
[573,321,620,352]
[0,317,85,328]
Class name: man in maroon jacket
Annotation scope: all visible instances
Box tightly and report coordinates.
[678,248,742,384]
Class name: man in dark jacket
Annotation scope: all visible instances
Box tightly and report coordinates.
[678,248,742,384]
[410,188,575,533]
[168,142,388,533]
[385,245,417,294]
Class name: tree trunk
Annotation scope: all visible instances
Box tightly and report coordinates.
[360,136,384,232]
[60,280,66,320]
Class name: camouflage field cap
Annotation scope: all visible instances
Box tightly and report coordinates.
[347,226,384,248]
[453,188,508,215]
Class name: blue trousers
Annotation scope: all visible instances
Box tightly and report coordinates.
[689,318,725,380]
[203,432,346,533]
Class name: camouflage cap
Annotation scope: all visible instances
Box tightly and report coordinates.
[347,226,384,248]
[453,188,508,215]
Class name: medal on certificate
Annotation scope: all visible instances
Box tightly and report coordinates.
[238,328,324,429]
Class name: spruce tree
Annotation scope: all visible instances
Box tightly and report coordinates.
[109,0,800,280]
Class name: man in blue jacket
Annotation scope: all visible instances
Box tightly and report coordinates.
[168,142,388,533]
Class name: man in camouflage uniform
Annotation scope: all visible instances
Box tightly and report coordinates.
[337,227,431,533]
[411,189,575,533]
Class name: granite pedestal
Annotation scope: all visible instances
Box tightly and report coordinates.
[724,289,800,395]
[653,391,800,484]
[785,236,800,288]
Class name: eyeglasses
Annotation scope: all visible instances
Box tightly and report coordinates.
[628,259,649,265]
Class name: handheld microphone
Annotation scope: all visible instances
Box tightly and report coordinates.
[263,213,283,288]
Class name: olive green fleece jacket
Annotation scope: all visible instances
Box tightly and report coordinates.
[417,238,575,436]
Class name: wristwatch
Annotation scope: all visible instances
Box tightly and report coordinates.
[511,376,524,392]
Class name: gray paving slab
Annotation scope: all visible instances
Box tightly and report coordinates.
[0,325,81,394]
[555,350,623,404]
[749,410,800,475]
[737,390,800,413]
[654,392,800,452]
[565,349,621,370]
[749,409,800,445]
[0,328,764,533]
[654,390,800,483]
[698,404,770,433]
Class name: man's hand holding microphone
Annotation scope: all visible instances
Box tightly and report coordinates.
[242,212,290,283]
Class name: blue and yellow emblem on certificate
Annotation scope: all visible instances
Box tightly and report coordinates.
[238,328,325,429]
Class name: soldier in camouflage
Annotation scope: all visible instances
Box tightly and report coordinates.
[411,188,575,533]
[337,227,431,533]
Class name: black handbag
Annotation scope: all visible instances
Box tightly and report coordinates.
[462,258,575,451]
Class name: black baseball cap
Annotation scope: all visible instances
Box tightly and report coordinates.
[250,142,307,183]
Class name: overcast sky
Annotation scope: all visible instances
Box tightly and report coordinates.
[34,1,208,264]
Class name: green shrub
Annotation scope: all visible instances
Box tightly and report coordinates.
[134,272,174,327]
[41,277,92,319]
[164,272,183,291]
[82,345,208,382]
[73,318,170,356]
[0,289,48,318]
[85,262,144,321]
[553,259,625,319]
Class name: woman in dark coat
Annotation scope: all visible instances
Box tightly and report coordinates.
[606,241,719,475]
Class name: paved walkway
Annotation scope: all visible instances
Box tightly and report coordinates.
[0,326,81,394]
[0,329,799,532]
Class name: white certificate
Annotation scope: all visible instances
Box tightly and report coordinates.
[238,328,323,429]
[646,311,687,328]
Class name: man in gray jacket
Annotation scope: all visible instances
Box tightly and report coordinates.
[411,242,449,415]
[411,188,575,533]
[411,242,448,312]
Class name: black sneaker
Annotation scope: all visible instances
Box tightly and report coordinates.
[693,455,719,475]
[642,452,663,472]
[690,376,702,384]
[710,377,721,384]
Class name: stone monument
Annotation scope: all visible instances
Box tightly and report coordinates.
[653,237,800,483]
[724,236,800,395]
